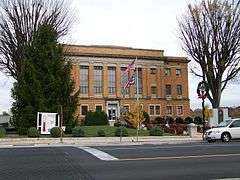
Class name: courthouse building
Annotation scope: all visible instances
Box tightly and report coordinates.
[64,44,190,124]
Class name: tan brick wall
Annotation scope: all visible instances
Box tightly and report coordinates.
[68,45,190,123]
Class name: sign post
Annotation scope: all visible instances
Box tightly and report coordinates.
[197,81,209,140]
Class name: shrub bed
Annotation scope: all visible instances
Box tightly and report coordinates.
[97,130,106,137]
[149,127,163,136]
[115,127,128,137]
[0,127,6,138]
[72,126,85,137]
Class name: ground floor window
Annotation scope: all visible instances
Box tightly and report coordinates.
[96,105,102,112]
[166,106,173,116]
[81,106,88,116]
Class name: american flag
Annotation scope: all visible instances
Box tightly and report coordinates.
[124,59,136,74]
[124,74,135,89]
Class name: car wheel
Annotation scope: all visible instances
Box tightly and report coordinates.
[221,133,231,142]
[208,139,216,143]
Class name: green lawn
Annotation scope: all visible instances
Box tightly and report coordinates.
[79,126,150,137]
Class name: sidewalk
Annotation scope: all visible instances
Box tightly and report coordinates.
[0,135,203,147]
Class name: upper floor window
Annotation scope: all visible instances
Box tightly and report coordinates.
[94,66,103,94]
[165,68,171,76]
[176,68,182,76]
[135,68,143,95]
[165,84,172,96]
[150,68,157,74]
[151,86,157,96]
[121,67,129,95]
[176,85,182,95]
[108,67,116,95]
[80,65,89,94]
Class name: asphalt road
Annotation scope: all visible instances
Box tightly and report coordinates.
[0,142,240,180]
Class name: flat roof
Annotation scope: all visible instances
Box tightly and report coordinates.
[63,44,189,62]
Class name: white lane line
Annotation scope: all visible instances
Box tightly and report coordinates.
[78,146,118,161]
[119,153,240,161]
[213,178,240,180]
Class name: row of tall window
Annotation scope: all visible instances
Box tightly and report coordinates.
[149,105,183,116]
[150,67,182,77]
[80,104,183,116]
[80,65,182,97]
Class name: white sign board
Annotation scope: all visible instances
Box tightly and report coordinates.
[37,112,59,135]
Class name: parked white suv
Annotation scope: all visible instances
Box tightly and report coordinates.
[205,118,240,143]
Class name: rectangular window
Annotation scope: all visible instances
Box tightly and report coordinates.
[108,67,116,95]
[166,106,172,115]
[165,84,172,96]
[165,68,171,76]
[176,69,181,76]
[96,105,102,112]
[80,65,89,94]
[155,105,160,115]
[149,105,155,115]
[176,85,182,95]
[135,68,142,94]
[94,66,103,94]
[121,67,129,95]
[81,106,88,116]
[150,68,157,74]
[151,86,157,96]
[177,106,183,116]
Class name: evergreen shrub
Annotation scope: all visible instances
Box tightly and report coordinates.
[149,127,163,136]
[0,128,6,138]
[97,130,106,137]
[84,111,109,126]
[72,126,85,137]
[27,127,39,138]
[50,127,62,137]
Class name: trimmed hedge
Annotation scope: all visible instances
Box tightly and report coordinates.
[97,130,106,137]
[0,127,6,138]
[115,127,128,137]
[154,117,165,124]
[166,116,174,124]
[184,116,194,124]
[72,126,85,137]
[50,127,62,137]
[175,117,184,124]
[84,111,109,126]
[27,127,39,138]
[149,127,163,136]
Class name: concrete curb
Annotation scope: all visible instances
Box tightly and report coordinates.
[0,136,203,147]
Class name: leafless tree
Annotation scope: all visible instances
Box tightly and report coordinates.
[0,0,72,79]
[178,0,240,108]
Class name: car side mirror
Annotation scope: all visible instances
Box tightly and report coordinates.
[229,124,234,128]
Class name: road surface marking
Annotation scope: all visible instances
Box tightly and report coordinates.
[119,153,240,161]
[78,146,118,161]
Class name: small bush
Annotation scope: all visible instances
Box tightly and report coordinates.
[176,127,184,135]
[154,117,165,124]
[142,111,150,125]
[184,116,194,124]
[166,116,174,124]
[50,127,62,138]
[194,116,203,125]
[17,127,28,135]
[175,117,184,124]
[149,127,163,136]
[0,127,6,138]
[72,126,85,137]
[27,127,39,138]
[115,127,128,137]
[164,127,176,134]
[97,130,106,137]
[84,111,109,126]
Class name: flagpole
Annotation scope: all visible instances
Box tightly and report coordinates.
[136,56,139,142]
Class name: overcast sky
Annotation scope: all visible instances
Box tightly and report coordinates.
[0,0,239,113]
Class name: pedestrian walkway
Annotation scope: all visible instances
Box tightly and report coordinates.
[0,135,203,147]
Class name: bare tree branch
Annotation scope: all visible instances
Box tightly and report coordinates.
[0,0,73,79]
[178,0,240,108]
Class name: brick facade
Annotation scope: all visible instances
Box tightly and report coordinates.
[64,44,190,124]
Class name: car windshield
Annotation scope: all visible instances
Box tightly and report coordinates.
[217,120,232,127]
